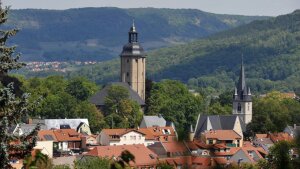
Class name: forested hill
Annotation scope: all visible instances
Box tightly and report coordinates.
[5,7,267,61]
[69,10,300,93]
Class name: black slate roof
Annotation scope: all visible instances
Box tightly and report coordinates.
[89,82,145,106]
[194,114,246,138]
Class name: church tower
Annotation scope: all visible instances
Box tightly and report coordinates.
[232,58,252,124]
[120,21,146,100]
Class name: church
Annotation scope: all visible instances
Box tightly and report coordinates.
[90,22,146,109]
[192,59,253,139]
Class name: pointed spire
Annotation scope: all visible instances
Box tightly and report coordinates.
[248,87,251,95]
[237,55,246,93]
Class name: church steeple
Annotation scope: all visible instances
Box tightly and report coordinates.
[129,20,138,43]
[120,21,146,100]
[235,57,251,101]
[232,56,252,125]
[237,57,246,93]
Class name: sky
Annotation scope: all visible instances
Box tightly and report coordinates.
[2,0,300,16]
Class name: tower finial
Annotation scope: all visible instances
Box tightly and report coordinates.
[132,19,135,28]
[130,19,136,32]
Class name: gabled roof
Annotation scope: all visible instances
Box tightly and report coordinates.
[140,127,176,141]
[100,127,176,141]
[269,132,293,143]
[163,156,212,169]
[203,130,242,140]
[89,82,145,106]
[101,129,146,140]
[53,129,82,142]
[20,123,46,135]
[38,130,58,142]
[85,145,157,167]
[161,141,189,156]
[140,115,167,128]
[37,119,90,130]
[194,115,245,139]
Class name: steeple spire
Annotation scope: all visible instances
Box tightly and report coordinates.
[234,56,251,101]
[130,19,136,32]
[237,56,246,93]
[129,19,138,43]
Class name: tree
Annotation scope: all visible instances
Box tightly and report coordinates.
[111,150,135,169]
[23,150,52,169]
[0,5,40,169]
[268,141,293,169]
[147,80,204,140]
[74,156,111,169]
[75,101,107,133]
[104,85,129,115]
[157,163,173,169]
[65,77,98,101]
[104,85,142,128]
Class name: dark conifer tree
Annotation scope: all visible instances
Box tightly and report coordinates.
[0,4,40,169]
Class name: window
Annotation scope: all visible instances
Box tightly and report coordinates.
[208,139,213,144]
[127,72,129,77]
[139,136,142,140]
[135,59,138,63]
[248,104,250,111]
[238,103,241,112]
[127,59,129,63]
[133,136,136,140]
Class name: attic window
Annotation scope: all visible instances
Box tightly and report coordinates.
[163,129,171,135]
[149,154,155,159]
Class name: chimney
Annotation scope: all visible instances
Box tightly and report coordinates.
[28,118,33,124]
[81,136,87,150]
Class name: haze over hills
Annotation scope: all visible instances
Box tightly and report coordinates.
[5,7,268,61]
[65,10,300,93]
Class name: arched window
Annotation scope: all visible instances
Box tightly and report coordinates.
[238,103,241,112]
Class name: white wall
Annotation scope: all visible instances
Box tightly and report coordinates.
[99,131,154,146]
[34,141,53,158]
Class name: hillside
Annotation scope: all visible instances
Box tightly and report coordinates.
[64,10,300,93]
[4,7,267,61]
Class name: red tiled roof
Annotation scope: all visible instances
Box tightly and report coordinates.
[85,144,157,167]
[214,157,228,165]
[255,134,268,139]
[38,130,58,142]
[269,132,293,143]
[193,140,213,149]
[162,141,189,154]
[185,141,199,150]
[53,129,81,142]
[101,127,176,141]
[203,130,242,140]
[163,156,212,169]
